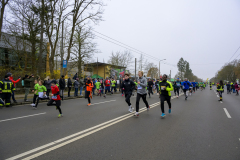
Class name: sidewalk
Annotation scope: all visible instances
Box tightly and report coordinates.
[8,90,121,106]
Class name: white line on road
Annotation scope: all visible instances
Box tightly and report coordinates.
[6,103,160,160]
[223,108,231,118]
[217,95,219,97]
[91,100,116,106]
[8,93,185,160]
[0,113,46,123]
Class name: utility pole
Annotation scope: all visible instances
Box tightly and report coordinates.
[170,70,171,81]
[159,61,160,79]
[135,58,137,80]
[97,57,98,79]
[60,20,64,76]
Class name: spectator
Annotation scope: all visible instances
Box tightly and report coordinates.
[79,77,84,96]
[59,75,65,101]
[8,72,21,103]
[24,74,34,102]
[44,76,51,97]
[67,77,72,97]
[73,78,80,96]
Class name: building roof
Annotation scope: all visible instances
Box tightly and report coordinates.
[84,62,126,69]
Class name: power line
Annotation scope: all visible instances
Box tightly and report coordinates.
[228,46,240,62]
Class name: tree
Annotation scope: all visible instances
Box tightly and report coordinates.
[177,57,187,80]
[71,26,97,78]
[145,62,158,78]
[0,0,10,38]
[108,50,133,70]
[44,0,69,75]
[184,62,193,80]
[63,0,104,75]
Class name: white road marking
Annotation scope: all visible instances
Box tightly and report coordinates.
[91,100,116,106]
[0,113,46,123]
[6,103,160,160]
[217,95,219,97]
[220,101,223,104]
[8,93,185,160]
[223,108,231,118]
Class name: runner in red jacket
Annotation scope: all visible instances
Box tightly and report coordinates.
[7,73,21,103]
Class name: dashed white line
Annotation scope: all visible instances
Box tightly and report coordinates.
[0,113,46,123]
[223,108,231,118]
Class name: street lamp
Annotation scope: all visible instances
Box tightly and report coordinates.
[159,59,166,78]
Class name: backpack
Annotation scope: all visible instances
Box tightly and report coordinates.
[22,80,24,87]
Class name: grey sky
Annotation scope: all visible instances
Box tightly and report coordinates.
[92,0,240,80]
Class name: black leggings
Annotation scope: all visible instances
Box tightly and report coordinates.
[33,94,40,107]
[160,95,171,113]
[148,88,153,96]
[88,97,91,103]
[47,99,62,114]
[125,93,132,106]
[68,87,71,97]
[174,88,179,96]
[136,93,149,112]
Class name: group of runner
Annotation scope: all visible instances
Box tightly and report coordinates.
[0,71,218,119]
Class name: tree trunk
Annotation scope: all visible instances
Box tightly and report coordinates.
[38,0,44,74]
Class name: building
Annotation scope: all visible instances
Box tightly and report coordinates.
[84,62,126,79]
[0,32,47,70]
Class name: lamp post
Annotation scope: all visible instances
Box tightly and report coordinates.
[159,59,166,79]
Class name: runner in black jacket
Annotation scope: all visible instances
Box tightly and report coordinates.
[121,73,135,112]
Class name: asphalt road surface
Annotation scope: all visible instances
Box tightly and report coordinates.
[1,87,240,160]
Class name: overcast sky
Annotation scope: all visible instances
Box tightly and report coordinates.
[92,0,240,80]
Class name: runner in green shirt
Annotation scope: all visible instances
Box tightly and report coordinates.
[95,80,101,96]
[111,78,116,93]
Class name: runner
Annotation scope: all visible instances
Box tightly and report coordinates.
[175,78,181,98]
[159,74,173,118]
[135,71,150,117]
[47,80,63,118]
[209,81,212,90]
[111,78,116,94]
[199,81,204,91]
[217,80,224,101]
[104,77,111,98]
[85,77,93,106]
[121,73,135,112]
[192,80,196,93]
[32,80,47,109]
[95,79,101,96]
[147,79,154,98]
[182,78,191,100]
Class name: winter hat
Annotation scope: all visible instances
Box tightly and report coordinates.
[51,80,57,84]
[7,72,12,77]
[25,75,29,78]
[5,75,9,78]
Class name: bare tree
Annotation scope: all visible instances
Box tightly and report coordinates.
[71,25,97,78]
[44,0,69,75]
[145,62,158,78]
[63,0,104,75]
[0,0,10,38]
[108,50,133,70]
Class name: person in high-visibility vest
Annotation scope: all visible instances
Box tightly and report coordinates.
[217,80,224,101]
[0,75,15,108]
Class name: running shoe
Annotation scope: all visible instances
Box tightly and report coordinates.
[161,113,166,118]
[169,109,171,114]
[134,112,139,117]
[122,94,124,96]
[87,103,91,106]
[147,106,150,111]
[177,96,179,98]
[30,103,35,106]
[128,106,132,112]
[58,114,62,118]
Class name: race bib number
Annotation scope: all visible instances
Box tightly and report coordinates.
[177,83,180,86]
[38,92,44,98]
[52,96,57,100]
[182,86,185,89]
[137,85,142,90]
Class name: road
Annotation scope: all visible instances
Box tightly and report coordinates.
[1,87,240,160]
